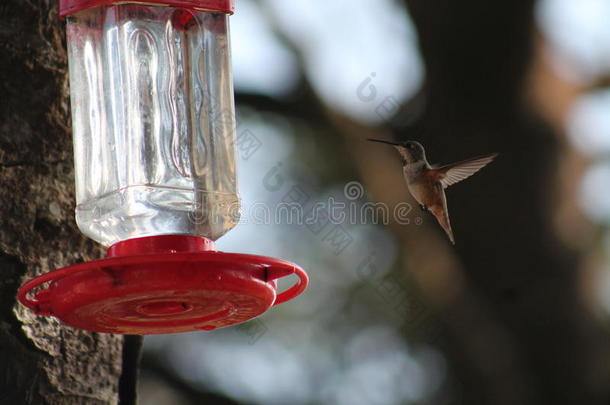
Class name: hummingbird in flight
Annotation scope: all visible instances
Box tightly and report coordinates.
[368,139,497,244]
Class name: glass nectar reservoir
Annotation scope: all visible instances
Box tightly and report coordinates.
[66,3,239,246]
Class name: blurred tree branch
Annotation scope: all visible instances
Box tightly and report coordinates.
[141,353,244,405]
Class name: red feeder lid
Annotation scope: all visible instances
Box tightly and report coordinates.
[59,0,235,18]
[17,236,308,335]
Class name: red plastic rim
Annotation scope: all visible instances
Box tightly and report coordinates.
[59,0,235,17]
[17,236,308,334]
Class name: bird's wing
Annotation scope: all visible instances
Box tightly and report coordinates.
[434,153,498,189]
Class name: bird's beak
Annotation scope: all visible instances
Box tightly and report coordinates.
[367,138,400,146]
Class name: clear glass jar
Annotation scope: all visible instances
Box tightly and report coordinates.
[66,4,239,247]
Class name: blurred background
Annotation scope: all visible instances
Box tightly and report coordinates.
[139,0,610,404]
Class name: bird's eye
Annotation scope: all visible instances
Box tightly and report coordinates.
[407,144,414,149]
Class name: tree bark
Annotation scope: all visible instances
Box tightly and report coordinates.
[0,1,131,404]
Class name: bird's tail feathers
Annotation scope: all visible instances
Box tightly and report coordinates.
[430,206,455,244]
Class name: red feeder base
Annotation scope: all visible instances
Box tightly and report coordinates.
[17,236,308,335]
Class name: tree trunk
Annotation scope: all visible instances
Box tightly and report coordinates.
[0,1,135,404]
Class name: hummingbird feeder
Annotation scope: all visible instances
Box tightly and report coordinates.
[17,0,308,335]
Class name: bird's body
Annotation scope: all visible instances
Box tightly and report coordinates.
[403,160,455,244]
[369,139,497,244]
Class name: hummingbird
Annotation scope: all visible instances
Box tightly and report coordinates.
[368,139,497,244]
